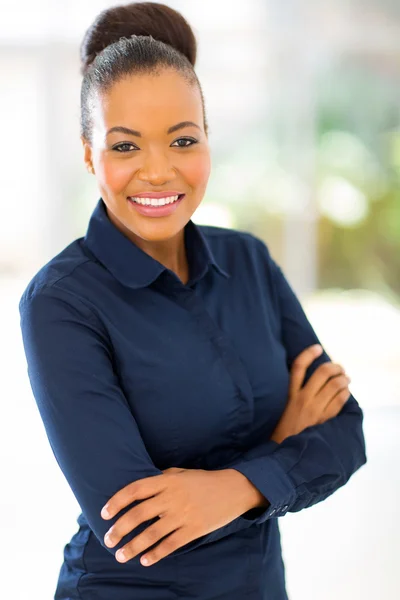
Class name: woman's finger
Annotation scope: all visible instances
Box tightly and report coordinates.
[115,515,181,564]
[140,526,192,566]
[104,495,168,548]
[303,362,345,398]
[317,374,351,405]
[318,385,352,423]
[288,344,323,398]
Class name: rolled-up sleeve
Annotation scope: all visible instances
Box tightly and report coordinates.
[226,239,367,522]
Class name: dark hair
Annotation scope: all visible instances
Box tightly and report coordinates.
[80,2,208,143]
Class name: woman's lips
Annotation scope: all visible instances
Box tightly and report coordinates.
[129,191,185,199]
[127,194,185,218]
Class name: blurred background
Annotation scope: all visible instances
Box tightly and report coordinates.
[1,0,399,598]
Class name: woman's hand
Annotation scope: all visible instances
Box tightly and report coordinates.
[271,344,352,444]
[100,467,259,566]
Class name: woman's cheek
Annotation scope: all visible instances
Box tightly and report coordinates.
[183,152,211,192]
[100,156,134,195]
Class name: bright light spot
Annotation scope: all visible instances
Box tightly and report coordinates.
[192,202,235,228]
[318,176,368,226]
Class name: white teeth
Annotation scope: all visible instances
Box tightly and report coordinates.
[129,194,180,206]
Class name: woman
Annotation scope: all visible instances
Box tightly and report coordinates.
[19,3,367,599]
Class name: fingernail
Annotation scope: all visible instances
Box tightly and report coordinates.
[101,505,110,518]
[116,549,126,562]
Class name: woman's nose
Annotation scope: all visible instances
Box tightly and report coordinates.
[136,151,176,185]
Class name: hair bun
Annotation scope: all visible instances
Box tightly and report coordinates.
[80,2,197,74]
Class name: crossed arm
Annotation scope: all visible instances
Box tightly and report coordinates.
[19,250,366,566]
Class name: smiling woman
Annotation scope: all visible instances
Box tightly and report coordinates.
[18,2,366,600]
[84,67,210,269]
[79,5,212,280]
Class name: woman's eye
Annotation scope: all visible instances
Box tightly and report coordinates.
[112,138,197,152]
[171,137,198,148]
[113,143,136,152]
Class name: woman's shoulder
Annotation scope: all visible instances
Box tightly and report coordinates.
[19,237,93,312]
[198,223,273,265]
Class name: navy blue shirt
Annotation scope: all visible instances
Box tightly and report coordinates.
[19,198,366,599]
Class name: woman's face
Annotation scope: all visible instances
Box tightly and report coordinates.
[82,68,211,244]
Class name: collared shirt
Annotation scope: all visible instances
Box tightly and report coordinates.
[19,198,367,600]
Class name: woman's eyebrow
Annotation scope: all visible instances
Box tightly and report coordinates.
[106,121,201,138]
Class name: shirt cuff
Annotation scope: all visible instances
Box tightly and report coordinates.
[230,454,297,523]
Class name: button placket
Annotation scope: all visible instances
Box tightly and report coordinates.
[176,289,256,448]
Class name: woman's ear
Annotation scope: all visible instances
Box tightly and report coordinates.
[81,135,94,174]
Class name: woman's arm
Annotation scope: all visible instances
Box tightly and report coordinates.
[18,286,279,560]
[219,239,367,521]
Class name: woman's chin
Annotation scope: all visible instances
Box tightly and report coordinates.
[122,215,188,244]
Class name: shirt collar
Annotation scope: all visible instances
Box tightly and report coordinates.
[83,198,230,289]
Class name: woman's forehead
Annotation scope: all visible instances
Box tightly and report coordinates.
[93,70,202,133]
